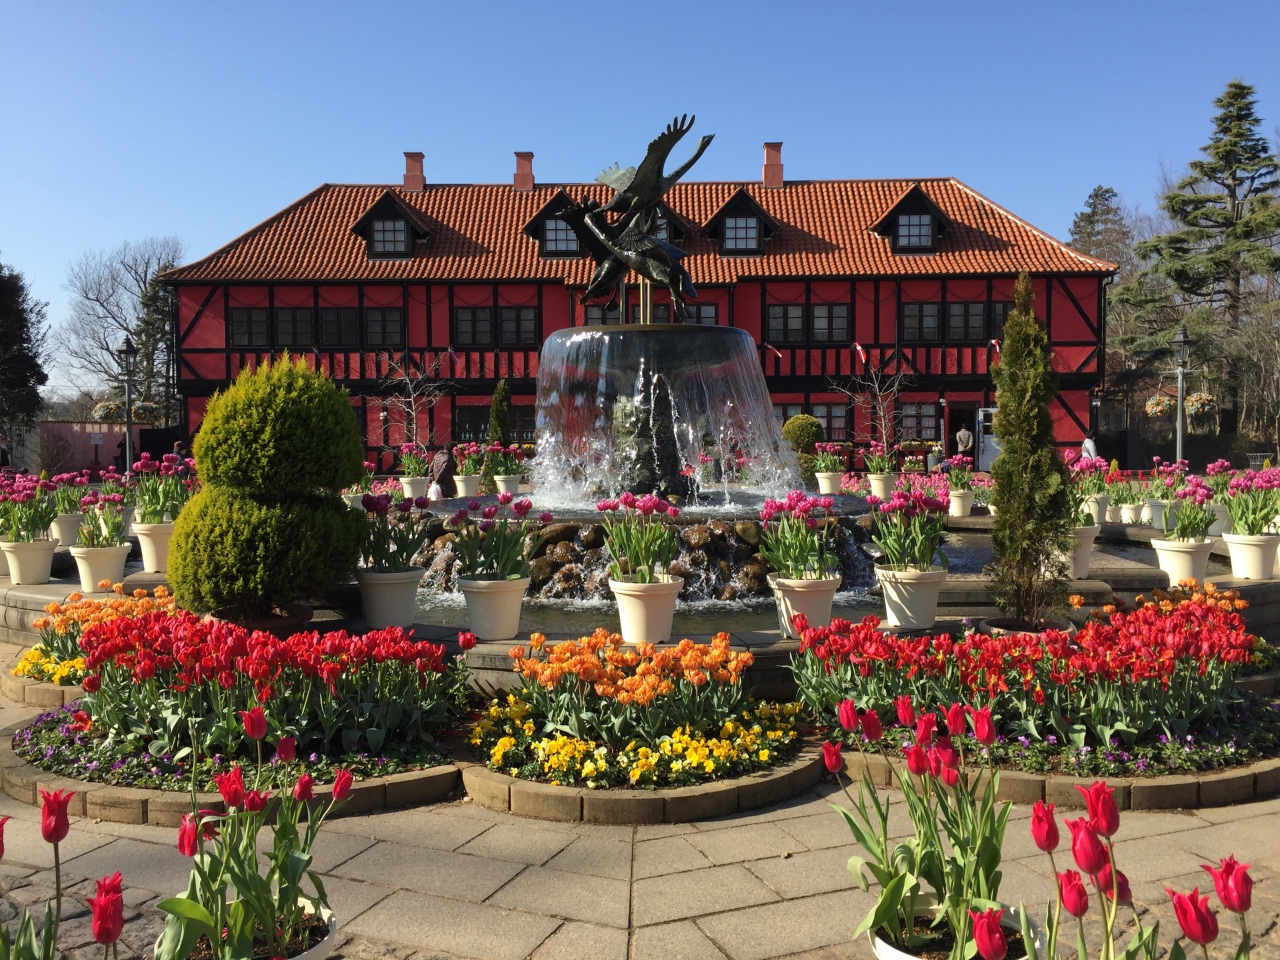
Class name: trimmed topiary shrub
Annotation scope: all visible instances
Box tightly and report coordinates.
[781,414,824,453]
[171,356,364,618]
[480,378,513,494]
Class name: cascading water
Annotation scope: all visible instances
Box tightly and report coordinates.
[531,324,800,508]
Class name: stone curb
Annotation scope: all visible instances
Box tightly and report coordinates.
[0,721,460,826]
[1,656,80,708]
[464,746,823,824]
[841,751,1280,810]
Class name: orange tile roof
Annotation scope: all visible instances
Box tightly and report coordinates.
[163,178,1115,285]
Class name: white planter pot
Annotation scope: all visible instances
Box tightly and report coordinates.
[454,474,482,498]
[866,474,895,500]
[609,574,684,645]
[871,898,1042,960]
[49,513,82,549]
[1151,538,1215,586]
[985,503,996,516]
[457,575,530,640]
[1147,499,1177,530]
[1105,503,1123,523]
[874,565,946,630]
[768,573,842,638]
[344,492,367,510]
[1140,501,1153,524]
[1071,525,1100,580]
[815,472,843,495]
[154,905,336,960]
[399,476,429,500]
[947,490,974,517]
[355,566,424,629]
[0,539,59,585]
[133,522,175,573]
[1222,533,1280,581]
[1208,503,1232,537]
[100,506,134,538]
[494,474,522,496]
[1085,494,1110,526]
[69,544,133,593]
[1119,503,1142,524]
[0,535,7,578]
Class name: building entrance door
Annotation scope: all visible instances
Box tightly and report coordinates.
[977,407,1001,472]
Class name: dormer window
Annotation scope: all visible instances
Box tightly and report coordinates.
[544,218,579,255]
[371,219,407,254]
[704,188,778,257]
[897,215,933,249]
[724,217,760,251]
[653,217,669,241]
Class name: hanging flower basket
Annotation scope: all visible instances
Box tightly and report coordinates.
[92,401,123,422]
[1185,392,1216,417]
[1144,395,1175,417]
[131,401,163,424]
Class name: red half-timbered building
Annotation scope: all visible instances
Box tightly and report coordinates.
[164,146,1115,469]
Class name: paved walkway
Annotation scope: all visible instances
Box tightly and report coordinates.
[0,684,1276,959]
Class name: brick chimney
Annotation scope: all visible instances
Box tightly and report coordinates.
[403,152,425,191]
[763,142,783,188]
[514,152,535,191]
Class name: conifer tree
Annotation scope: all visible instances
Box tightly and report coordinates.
[986,273,1073,626]
[1069,185,1135,273]
[0,260,49,447]
[1136,80,1280,435]
[480,378,512,493]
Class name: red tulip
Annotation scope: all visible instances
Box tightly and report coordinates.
[239,706,267,740]
[275,736,296,763]
[1075,780,1120,837]
[822,741,843,773]
[332,769,353,801]
[836,699,859,733]
[1097,863,1131,905]
[968,908,1007,960]
[967,705,996,746]
[1066,818,1108,876]
[82,674,100,693]
[1202,855,1252,914]
[86,872,124,945]
[1058,870,1089,918]
[214,766,246,809]
[941,702,965,737]
[940,766,959,787]
[0,815,9,859]
[933,736,959,770]
[458,631,477,651]
[895,696,915,729]
[40,788,74,844]
[927,748,943,778]
[1030,800,1059,853]
[1167,887,1218,945]
[861,710,883,742]
[177,813,198,856]
[915,713,937,745]
[905,744,929,776]
[243,790,271,813]
[294,773,314,802]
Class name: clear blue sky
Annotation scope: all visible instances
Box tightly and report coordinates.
[3,0,1278,364]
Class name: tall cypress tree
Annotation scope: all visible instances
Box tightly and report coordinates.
[1135,80,1280,435]
[986,273,1072,626]
[0,260,49,448]
[480,378,512,493]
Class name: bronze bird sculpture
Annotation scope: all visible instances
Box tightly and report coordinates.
[595,114,714,217]
[582,204,697,320]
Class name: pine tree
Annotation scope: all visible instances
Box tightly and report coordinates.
[0,260,49,449]
[1069,186,1135,274]
[480,379,512,493]
[1135,80,1280,435]
[986,273,1073,626]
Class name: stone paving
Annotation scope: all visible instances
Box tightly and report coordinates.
[0,670,1277,959]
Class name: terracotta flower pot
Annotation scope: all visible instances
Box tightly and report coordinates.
[133,521,175,573]
[610,574,684,645]
[769,572,842,638]
[1151,538,1215,586]
[399,477,429,500]
[815,472,843,495]
[355,566,424,629]
[874,565,945,630]
[1221,533,1279,581]
[454,475,482,498]
[457,575,530,640]
[0,538,59,585]
[69,544,132,593]
[948,490,974,517]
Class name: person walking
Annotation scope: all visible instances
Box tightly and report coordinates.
[1081,430,1098,460]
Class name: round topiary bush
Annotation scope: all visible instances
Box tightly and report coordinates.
[193,355,364,496]
[170,488,362,616]
[171,356,365,618]
[781,414,824,454]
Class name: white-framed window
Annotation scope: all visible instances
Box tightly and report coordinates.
[544,218,579,253]
[723,216,759,251]
[372,219,408,254]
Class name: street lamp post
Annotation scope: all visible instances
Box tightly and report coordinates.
[1171,325,1191,463]
[116,336,139,471]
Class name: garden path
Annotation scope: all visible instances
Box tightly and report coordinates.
[0,683,1277,960]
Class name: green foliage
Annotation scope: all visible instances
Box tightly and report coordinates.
[0,260,48,436]
[781,413,824,453]
[171,487,362,616]
[194,356,364,496]
[480,378,512,493]
[986,274,1072,625]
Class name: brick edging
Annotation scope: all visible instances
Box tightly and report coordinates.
[842,748,1280,810]
[459,746,824,824]
[0,656,81,709]
[0,721,460,826]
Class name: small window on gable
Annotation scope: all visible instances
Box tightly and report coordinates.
[897,215,932,249]
[544,218,579,254]
[371,220,408,255]
[724,217,759,251]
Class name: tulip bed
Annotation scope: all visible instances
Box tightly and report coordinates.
[469,631,805,788]
[795,587,1279,778]
[13,611,468,791]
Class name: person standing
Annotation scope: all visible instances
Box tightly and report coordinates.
[1081,430,1098,460]
[955,423,974,459]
